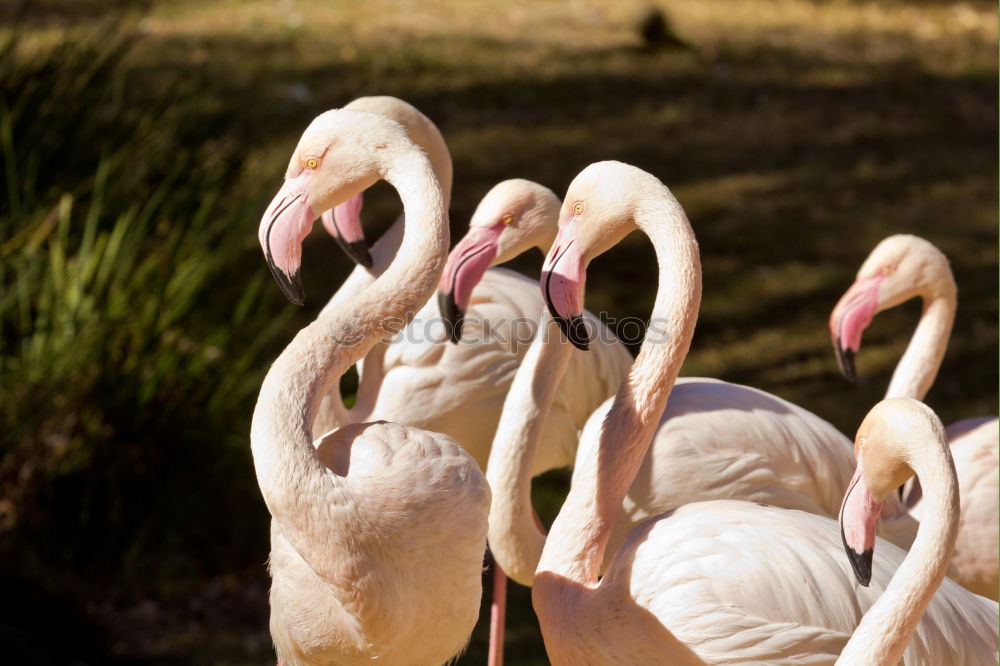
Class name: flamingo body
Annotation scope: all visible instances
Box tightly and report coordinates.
[561,501,997,666]
[590,378,860,564]
[268,422,489,666]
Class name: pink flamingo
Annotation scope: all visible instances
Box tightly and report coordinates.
[830,234,998,599]
[530,162,997,664]
[252,108,489,665]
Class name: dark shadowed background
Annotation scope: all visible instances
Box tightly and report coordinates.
[1,0,996,663]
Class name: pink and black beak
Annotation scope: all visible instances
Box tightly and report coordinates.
[259,173,317,305]
[839,463,882,586]
[436,223,504,343]
[320,193,373,269]
[829,275,883,383]
[540,219,590,352]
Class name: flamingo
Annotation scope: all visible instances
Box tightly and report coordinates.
[838,398,997,664]
[530,161,997,664]
[830,234,998,599]
[251,108,489,665]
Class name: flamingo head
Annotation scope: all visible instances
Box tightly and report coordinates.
[829,234,952,382]
[829,274,884,383]
[839,398,942,586]
[437,179,559,343]
[259,109,410,304]
[541,162,644,351]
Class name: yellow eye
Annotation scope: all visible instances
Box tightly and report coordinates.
[882,265,893,276]
[501,214,513,226]
[573,202,584,216]
[305,157,319,170]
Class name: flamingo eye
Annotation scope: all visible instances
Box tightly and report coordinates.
[501,214,513,226]
[881,265,894,277]
[305,157,319,170]
[573,202,584,216]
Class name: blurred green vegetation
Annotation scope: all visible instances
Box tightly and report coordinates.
[0,21,291,663]
[0,0,996,663]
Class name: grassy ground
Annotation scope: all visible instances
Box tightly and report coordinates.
[1,0,996,663]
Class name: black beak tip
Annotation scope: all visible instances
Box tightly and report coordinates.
[437,291,465,344]
[848,547,873,587]
[334,236,374,269]
[267,262,304,306]
[835,341,857,383]
[841,523,873,586]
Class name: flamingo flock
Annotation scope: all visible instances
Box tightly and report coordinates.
[251,97,998,665]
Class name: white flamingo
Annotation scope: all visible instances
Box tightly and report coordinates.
[529,161,997,664]
[830,233,998,599]
[252,108,489,666]
[839,398,997,664]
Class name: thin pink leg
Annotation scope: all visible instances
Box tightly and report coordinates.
[488,563,507,666]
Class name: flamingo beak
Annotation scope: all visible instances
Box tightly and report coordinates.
[829,275,883,382]
[320,193,373,269]
[436,223,504,343]
[540,219,590,351]
[259,173,316,306]
[839,463,882,586]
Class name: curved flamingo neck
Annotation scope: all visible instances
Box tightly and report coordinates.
[884,286,955,401]
[250,147,447,581]
[314,135,451,436]
[538,189,701,586]
[486,314,573,586]
[838,422,959,665]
